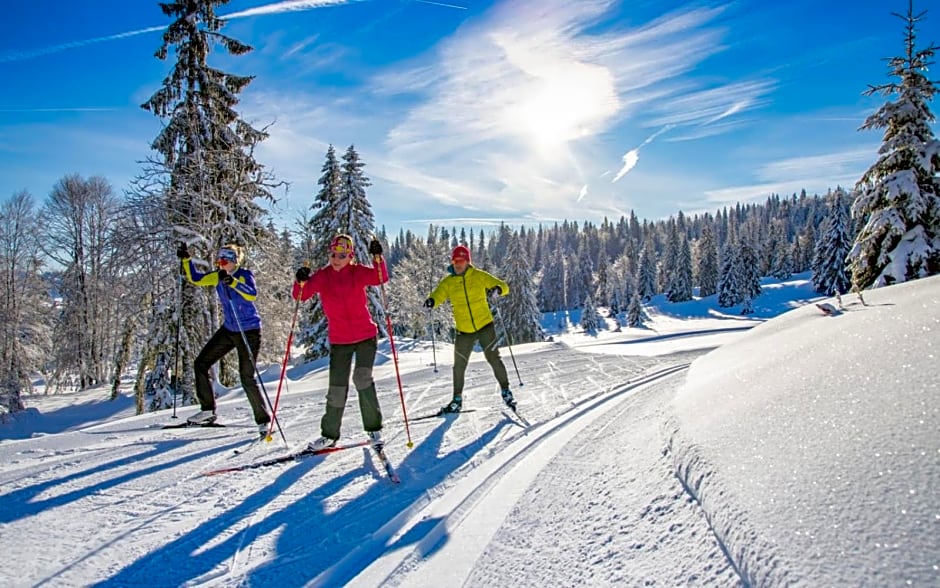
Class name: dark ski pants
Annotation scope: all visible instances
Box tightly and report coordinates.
[321,336,383,440]
[194,326,270,425]
[452,322,509,399]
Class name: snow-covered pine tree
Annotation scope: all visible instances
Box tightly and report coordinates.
[337,145,387,334]
[717,241,741,308]
[495,234,543,344]
[580,294,602,335]
[297,145,345,361]
[812,188,853,295]
[767,221,793,279]
[696,223,720,297]
[847,2,940,288]
[637,236,657,300]
[386,226,450,341]
[0,192,51,415]
[538,242,566,312]
[737,240,762,313]
[667,235,693,302]
[140,0,279,407]
[626,288,646,328]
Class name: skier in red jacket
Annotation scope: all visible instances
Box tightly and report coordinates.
[292,234,388,452]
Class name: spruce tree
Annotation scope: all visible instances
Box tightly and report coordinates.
[497,234,544,344]
[813,189,853,295]
[140,0,278,407]
[626,289,646,328]
[696,224,720,297]
[717,242,741,308]
[580,295,602,334]
[848,2,940,288]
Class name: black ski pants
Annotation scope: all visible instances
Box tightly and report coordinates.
[194,326,270,425]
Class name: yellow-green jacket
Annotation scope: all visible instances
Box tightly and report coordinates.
[428,265,509,334]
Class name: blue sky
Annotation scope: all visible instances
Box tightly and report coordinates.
[1,0,937,236]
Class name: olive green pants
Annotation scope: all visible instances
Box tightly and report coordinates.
[452,322,510,398]
[320,336,383,440]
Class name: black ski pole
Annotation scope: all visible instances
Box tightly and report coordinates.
[171,249,185,418]
[491,296,523,387]
[427,273,437,372]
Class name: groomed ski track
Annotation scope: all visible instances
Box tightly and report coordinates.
[311,363,691,588]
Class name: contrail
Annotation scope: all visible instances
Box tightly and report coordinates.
[412,0,467,9]
[0,0,365,63]
[0,26,164,63]
[612,124,674,183]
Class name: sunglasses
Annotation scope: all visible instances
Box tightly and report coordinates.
[330,252,350,260]
[217,250,237,264]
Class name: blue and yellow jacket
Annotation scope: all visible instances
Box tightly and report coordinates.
[428,264,509,334]
[182,258,261,331]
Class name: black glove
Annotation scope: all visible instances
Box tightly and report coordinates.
[218,269,234,286]
[424,297,435,308]
[368,238,383,256]
[295,266,311,282]
[487,286,504,297]
[176,243,189,259]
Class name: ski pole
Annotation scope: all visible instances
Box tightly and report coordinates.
[267,290,303,441]
[491,295,523,387]
[171,251,185,418]
[427,308,438,373]
[375,255,413,448]
[427,273,437,372]
[224,287,289,445]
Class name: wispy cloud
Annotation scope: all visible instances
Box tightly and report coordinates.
[701,147,878,209]
[365,0,771,222]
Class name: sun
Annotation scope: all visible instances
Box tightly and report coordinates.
[503,62,618,157]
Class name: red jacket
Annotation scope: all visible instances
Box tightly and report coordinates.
[292,258,388,344]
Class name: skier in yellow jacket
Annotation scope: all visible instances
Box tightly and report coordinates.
[425,245,515,413]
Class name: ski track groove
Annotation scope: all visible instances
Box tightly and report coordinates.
[316,363,690,587]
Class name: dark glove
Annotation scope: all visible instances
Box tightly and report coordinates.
[424,297,435,308]
[487,286,504,297]
[295,266,311,282]
[368,238,383,256]
[218,269,234,286]
[176,243,189,259]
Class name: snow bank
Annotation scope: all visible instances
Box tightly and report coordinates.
[669,275,940,585]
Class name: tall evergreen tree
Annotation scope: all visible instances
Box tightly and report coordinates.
[813,189,854,295]
[848,1,940,288]
[580,295,603,334]
[637,236,657,300]
[140,0,278,407]
[717,241,741,308]
[667,235,694,302]
[696,224,720,297]
[497,234,543,344]
[626,288,646,328]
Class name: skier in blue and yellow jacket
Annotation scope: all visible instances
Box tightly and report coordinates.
[425,245,516,414]
[176,242,271,434]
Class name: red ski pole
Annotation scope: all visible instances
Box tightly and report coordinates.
[266,293,302,441]
[375,255,413,448]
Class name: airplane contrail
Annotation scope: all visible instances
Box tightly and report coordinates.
[0,0,366,63]
[413,0,467,9]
